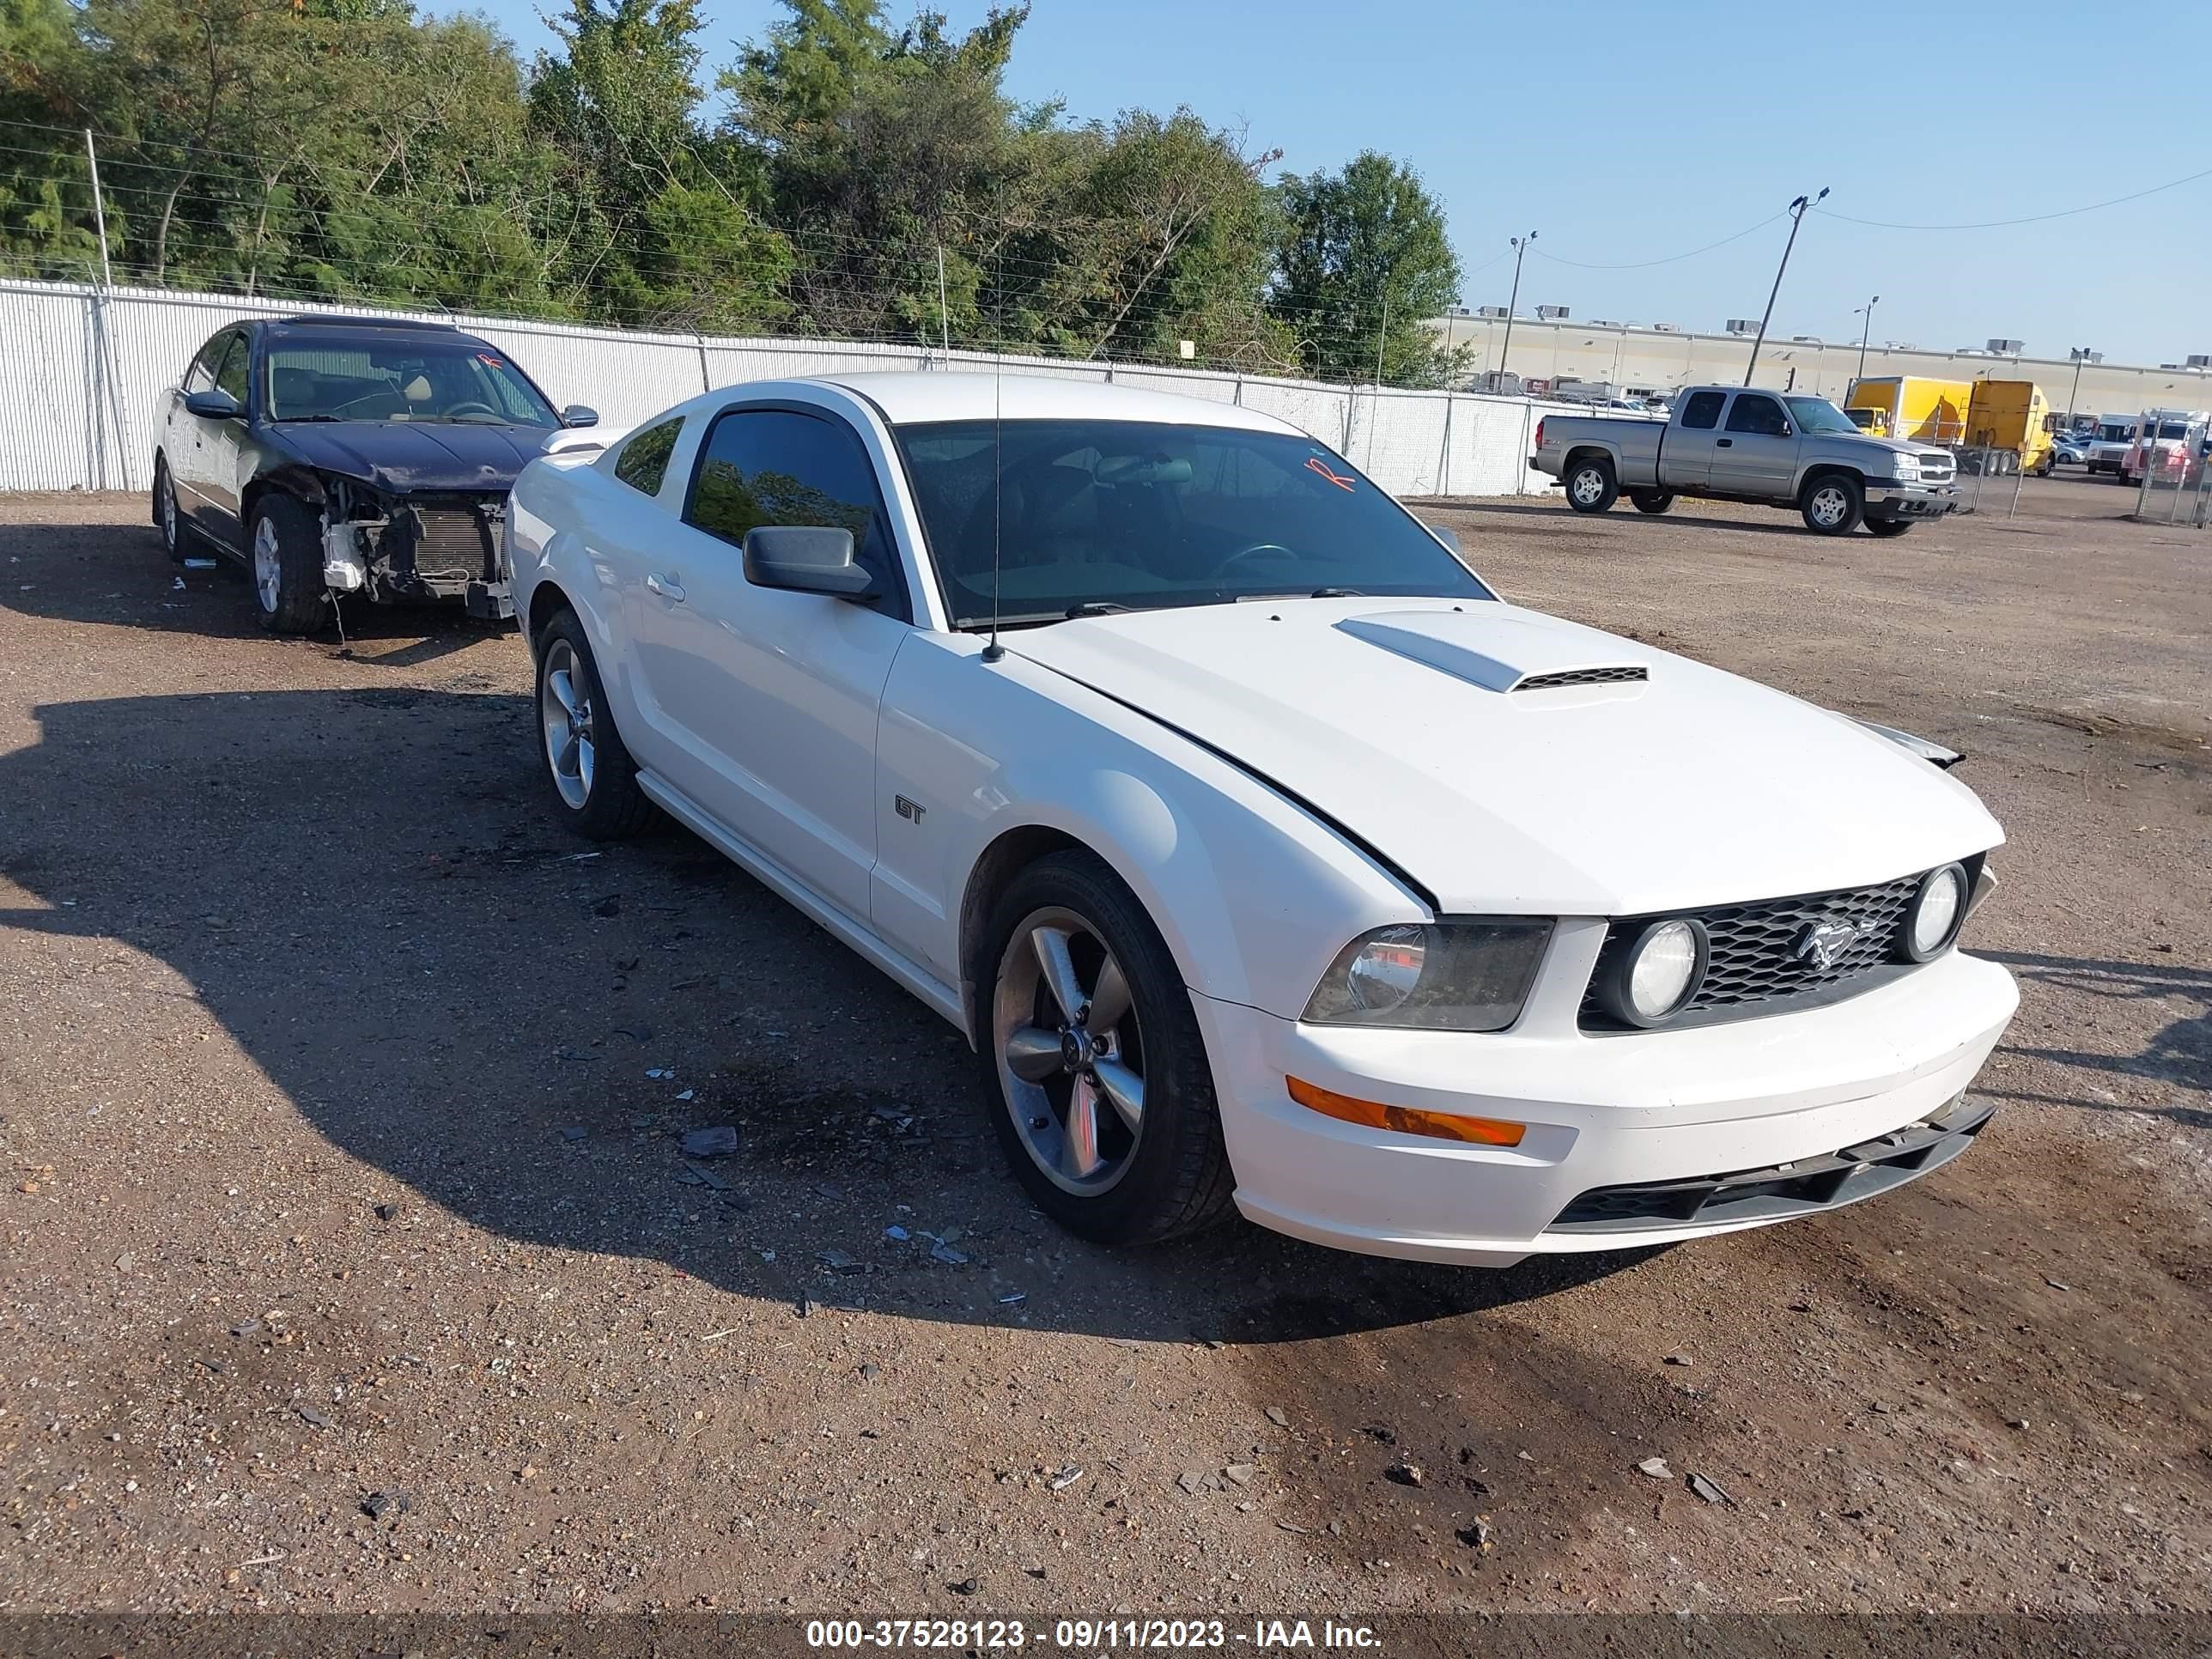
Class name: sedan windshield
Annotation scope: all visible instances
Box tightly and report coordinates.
[893,419,1492,627]
[264,337,558,426]
[1784,397,1862,435]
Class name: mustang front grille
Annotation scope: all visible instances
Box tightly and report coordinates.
[1577,861,1976,1030]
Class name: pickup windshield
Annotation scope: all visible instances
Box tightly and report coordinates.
[264,337,558,426]
[1784,398,1863,435]
[894,419,1493,628]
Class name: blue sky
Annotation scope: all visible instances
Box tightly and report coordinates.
[451,0,2212,368]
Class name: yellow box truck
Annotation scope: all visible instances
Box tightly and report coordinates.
[1965,380,2056,475]
[1844,377,1972,446]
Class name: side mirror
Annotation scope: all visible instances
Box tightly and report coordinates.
[184,388,241,420]
[1425,522,1463,554]
[562,404,599,428]
[741,525,876,599]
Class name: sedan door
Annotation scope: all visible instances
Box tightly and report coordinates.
[167,330,234,538]
[626,403,915,921]
[1709,392,1802,498]
[197,333,254,550]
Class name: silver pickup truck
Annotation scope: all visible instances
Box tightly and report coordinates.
[1529,385,1959,536]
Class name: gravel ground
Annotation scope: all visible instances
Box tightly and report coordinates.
[0,477,2205,1621]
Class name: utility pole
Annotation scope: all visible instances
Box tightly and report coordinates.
[2067,345,2096,424]
[1744,188,1827,386]
[935,245,951,358]
[84,129,112,288]
[1854,294,1880,383]
[1497,231,1535,391]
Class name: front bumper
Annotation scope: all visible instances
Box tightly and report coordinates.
[1194,946,2017,1267]
[1864,482,1959,521]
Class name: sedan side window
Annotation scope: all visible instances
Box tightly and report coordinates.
[684,407,909,621]
[213,336,250,407]
[1678,390,1725,430]
[1724,394,1789,437]
[185,332,230,393]
[614,416,684,496]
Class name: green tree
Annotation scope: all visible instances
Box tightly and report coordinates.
[1271,150,1465,385]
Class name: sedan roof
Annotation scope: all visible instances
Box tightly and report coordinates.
[815,371,1302,435]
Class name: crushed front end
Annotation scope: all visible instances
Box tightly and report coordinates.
[319,480,514,620]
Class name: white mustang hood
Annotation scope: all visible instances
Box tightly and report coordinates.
[1012,599,2002,916]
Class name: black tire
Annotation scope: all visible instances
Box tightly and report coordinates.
[1628,489,1675,515]
[533,607,655,841]
[1867,519,1914,538]
[1799,472,1864,536]
[976,849,1235,1247]
[246,495,330,635]
[153,455,190,565]
[1563,454,1619,514]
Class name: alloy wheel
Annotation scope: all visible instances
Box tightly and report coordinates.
[1571,467,1606,506]
[1810,485,1850,528]
[160,476,179,550]
[994,908,1146,1195]
[540,638,597,811]
[252,515,281,611]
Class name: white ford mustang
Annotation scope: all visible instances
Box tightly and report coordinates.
[506,373,2017,1266]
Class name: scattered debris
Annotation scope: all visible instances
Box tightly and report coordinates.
[592,896,621,918]
[2006,1417,2031,1431]
[673,1088,695,1103]
[646,1067,672,1079]
[1265,1407,1290,1428]
[1276,1521,1310,1534]
[297,1407,334,1430]
[361,1491,410,1520]
[814,1182,843,1201]
[681,1160,727,1192]
[228,1318,263,1340]
[1663,1353,1692,1367]
[930,1242,969,1266]
[372,1203,397,1223]
[998,1291,1026,1307]
[679,1126,738,1158]
[797,1298,823,1319]
[1048,1466,1084,1492]
[2045,1277,2072,1292]
[948,1578,978,1596]
[817,1249,860,1273]
[113,1252,135,1273]
[1687,1472,1733,1506]
[859,1362,882,1381]
[1176,1470,1207,1496]
[558,1126,588,1143]
[1637,1456,1673,1480]
[884,1225,910,1242]
[1456,1517,1495,1552]
[701,1328,739,1343]
[1222,1462,1255,1487]
[1384,1461,1423,1488]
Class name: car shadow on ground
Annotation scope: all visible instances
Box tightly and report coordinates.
[0,512,501,667]
[1425,497,1823,538]
[0,686,1662,1344]
[1983,948,2212,1127]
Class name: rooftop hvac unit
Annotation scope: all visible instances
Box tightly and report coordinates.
[1475,305,1510,319]
[1790,334,1819,343]
[1723,319,1758,335]
[1650,323,1680,332]
[2187,355,2211,369]
[1986,337,2025,356]
[1535,305,1571,319]
[1589,318,1618,327]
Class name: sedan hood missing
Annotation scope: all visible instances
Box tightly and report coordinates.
[1013,599,2002,916]
[270,421,559,494]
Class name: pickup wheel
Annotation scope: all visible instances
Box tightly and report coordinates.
[248,495,331,635]
[1867,519,1915,538]
[535,609,655,840]
[979,850,1235,1247]
[1564,455,1619,514]
[1800,473,1864,535]
[1628,489,1675,515]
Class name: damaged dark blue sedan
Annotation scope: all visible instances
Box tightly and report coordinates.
[152,314,605,634]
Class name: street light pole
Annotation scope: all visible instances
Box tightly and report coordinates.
[1744,188,1827,386]
[1855,294,1880,383]
[1497,231,1535,390]
[2067,346,2094,424]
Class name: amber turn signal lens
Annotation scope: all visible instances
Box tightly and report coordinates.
[1285,1076,1526,1147]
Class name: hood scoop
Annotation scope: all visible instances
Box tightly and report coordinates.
[1336,611,1651,695]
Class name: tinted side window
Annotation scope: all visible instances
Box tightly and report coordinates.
[1724,394,1788,436]
[614,417,684,495]
[684,408,907,619]
[1679,390,1725,430]
[185,332,230,393]
[214,336,250,405]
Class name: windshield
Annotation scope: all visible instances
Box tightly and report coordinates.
[1784,397,1862,435]
[2154,422,2191,441]
[894,419,1493,627]
[2096,423,2132,442]
[264,337,558,426]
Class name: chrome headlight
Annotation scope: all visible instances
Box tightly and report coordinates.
[1591,917,1709,1028]
[1899,863,1968,962]
[1304,920,1553,1032]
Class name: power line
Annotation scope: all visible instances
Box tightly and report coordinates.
[1813,166,2212,231]
[1529,212,1784,270]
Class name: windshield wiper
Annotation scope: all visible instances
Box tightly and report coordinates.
[1065,601,1133,618]
[1234,586,1366,601]
[274,414,348,423]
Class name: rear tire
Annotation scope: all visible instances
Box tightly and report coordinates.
[1867,519,1914,538]
[1628,489,1675,515]
[248,495,330,635]
[1564,455,1619,514]
[976,850,1235,1246]
[1800,473,1864,536]
[534,608,655,841]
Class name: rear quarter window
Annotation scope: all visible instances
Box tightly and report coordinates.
[614,417,684,496]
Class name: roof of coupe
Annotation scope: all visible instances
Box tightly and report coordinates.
[759,370,1304,434]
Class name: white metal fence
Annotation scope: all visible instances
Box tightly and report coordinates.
[3,276,1571,500]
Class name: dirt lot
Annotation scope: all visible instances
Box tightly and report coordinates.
[0,476,2206,1627]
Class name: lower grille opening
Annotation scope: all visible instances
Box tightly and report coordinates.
[1546,1094,1993,1235]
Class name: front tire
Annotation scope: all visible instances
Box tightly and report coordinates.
[248,495,330,635]
[978,850,1234,1246]
[535,608,654,840]
[1564,455,1619,514]
[1800,473,1864,535]
[153,456,188,565]
[1628,489,1675,515]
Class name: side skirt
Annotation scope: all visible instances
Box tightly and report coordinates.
[634,770,968,1033]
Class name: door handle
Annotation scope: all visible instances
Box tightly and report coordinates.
[645,573,686,603]
[1716,438,1734,447]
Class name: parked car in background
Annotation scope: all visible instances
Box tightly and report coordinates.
[152,315,605,633]
[2050,433,2090,466]
[505,372,2015,1267]
[1531,386,1959,535]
